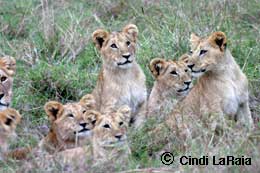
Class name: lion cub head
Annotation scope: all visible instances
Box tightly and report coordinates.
[92,105,131,162]
[187,31,227,77]
[93,105,131,147]
[149,56,193,97]
[92,24,138,70]
[0,108,21,160]
[0,56,16,111]
[44,94,97,143]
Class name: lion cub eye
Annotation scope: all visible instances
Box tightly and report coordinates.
[185,69,189,72]
[199,50,208,56]
[119,122,124,126]
[1,76,7,82]
[103,124,110,129]
[126,41,131,46]
[67,114,74,118]
[111,43,118,49]
[82,110,86,114]
[91,120,96,125]
[170,71,178,75]
[5,118,12,126]
[189,50,193,54]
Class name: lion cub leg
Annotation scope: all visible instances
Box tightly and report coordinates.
[236,101,254,130]
[131,101,147,128]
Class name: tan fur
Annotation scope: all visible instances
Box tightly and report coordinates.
[92,105,131,162]
[92,24,147,128]
[58,105,131,164]
[0,108,21,160]
[39,94,98,153]
[168,32,253,134]
[6,146,32,160]
[148,56,193,116]
[0,56,16,111]
[24,106,131,168]
[0,56,16,77]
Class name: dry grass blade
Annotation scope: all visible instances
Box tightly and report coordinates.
[41,0,55,43]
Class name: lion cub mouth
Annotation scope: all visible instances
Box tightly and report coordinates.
[192,68,206,73]
[74,128,91,137]
[103,139,127,147]
[177,86,190,93]
[117,60,133,66]
[0,102,9,107]
[78,128,90,133]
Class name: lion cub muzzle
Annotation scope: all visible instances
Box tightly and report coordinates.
[0,93,10,109]
[177,80,192,93]
[117,53,133,66]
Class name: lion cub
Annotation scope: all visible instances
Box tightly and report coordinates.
[39,94,98,153]
[23,106,131,170]
[91,105,131,162]
[0,108,21,160]
[91,24,147,127]
[0,56,16,111]
[170,31,253,130]
[148,55,193,116]
[58,105,131,164]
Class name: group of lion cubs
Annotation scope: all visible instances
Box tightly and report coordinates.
[0,24,254,168]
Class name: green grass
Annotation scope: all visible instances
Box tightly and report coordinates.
[0,0,260,172]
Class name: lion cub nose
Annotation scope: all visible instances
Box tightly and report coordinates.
[80,123,87,128]
[122,54,130,60]
[184,81,191,86]
[115,134,123,140]
[187,64,194,69]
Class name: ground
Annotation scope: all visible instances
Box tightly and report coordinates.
[0,0,259,172]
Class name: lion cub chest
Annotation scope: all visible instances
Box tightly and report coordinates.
[101,67,147,115]
[118,79,146,114]
[219,76,248,116]
[200,73,247,116]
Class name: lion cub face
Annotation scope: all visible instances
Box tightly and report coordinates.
[92,24,138,69]
[44,94,97,141]
[0,56,16,111]
[0,108,21,156]
[149,56,193,97]
[93,105,131,147]
[187,31,227,77]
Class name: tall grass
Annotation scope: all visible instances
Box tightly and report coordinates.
[0,0,259,172]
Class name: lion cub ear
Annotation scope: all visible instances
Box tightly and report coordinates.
[178,54,190,64]
[117,105,131,124]
[149,58,167,79]
[79,94,96,110]
[190,33,201,51]
[84,110,101,126]
[3,108,22,126]
[123,24,138,43]
[92,29,109,50]
[0,56,16,77]
[209,31,227,52]
[44,101,64,122]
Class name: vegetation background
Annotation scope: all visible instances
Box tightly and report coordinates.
[0,0,259,172]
